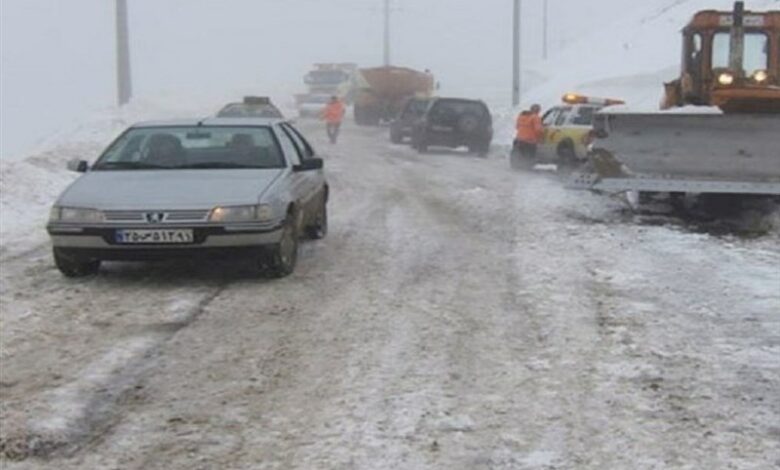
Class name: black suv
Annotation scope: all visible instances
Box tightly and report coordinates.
[390,97,432,144]
[411,98,492,156]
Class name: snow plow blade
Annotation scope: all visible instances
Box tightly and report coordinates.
[570,112,780,195]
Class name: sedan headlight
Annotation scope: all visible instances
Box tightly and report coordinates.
[209,204,274,223]
[49,206,104,223]
[752,70,769,83]
[718,72,735,86]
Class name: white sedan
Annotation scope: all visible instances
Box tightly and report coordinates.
[47,118,328,278]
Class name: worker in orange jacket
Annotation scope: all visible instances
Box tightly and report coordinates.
[321,96,346,144]
[512,104,544,168]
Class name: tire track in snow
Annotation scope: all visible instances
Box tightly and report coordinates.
[0,286,225,461]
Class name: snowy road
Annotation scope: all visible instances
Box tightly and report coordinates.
[1,121,779,469]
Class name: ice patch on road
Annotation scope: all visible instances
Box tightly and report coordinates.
[520,450,558,467]
[436,413,476,433]
[460,186,486,196]
[165,297,205,324]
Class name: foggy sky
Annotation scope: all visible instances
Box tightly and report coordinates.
[1,0,628,157]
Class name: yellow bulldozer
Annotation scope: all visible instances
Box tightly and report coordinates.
[578,2,780,199]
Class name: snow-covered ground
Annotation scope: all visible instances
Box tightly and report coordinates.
[1,1,779,467]
[1,121,778,469]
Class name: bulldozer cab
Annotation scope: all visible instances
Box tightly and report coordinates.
[673,3,780,112]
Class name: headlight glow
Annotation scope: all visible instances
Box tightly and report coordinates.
[50,207,104,223]
[718,72,735,86]
[209,204,273,223]
[753,70,769,83]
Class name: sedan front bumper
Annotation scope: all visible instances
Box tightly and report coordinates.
[48,224,283,261]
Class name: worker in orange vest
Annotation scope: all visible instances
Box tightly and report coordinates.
[321,96,346,144]
[511,104,544,169]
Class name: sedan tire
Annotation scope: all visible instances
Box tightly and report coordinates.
[54,248,101,277]
[414,135,429,154]
[305,199,328,240]
[390,128,403,144]
[265,214,299,278]
[556,141,578,173]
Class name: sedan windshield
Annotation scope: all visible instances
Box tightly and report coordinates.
[93,126,285,170]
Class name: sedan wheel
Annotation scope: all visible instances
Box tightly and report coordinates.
[265,214,298,278]
[306,199,328,240]
[415,137,428,154]
[54,248,101,278]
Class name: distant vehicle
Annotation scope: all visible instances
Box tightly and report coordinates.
[296,93,331,118]
[525,94,623,170]
[217,96,284,119]
[411,97,493,156]
[390,97,432,144]
[302,63,359,103]
[47,118,328,278]
[354,66,435,126]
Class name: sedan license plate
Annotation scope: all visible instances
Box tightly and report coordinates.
[115,229,194,244]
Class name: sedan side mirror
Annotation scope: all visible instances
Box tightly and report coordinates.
[67,159,89,173]
[293,158,324,172]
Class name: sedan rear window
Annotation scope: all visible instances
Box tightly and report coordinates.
[217,103,283,119]
[94,126,285,170]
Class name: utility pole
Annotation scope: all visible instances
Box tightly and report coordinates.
[383,0,391,66]
[512,0,521,106]
[542,0,549,60]
[116,0,132,106]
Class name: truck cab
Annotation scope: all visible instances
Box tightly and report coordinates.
[666,4,780,112]
[303,63,359,104]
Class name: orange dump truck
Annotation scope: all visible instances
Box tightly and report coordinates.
[354,66,435,126]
